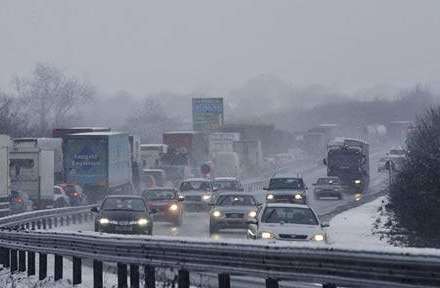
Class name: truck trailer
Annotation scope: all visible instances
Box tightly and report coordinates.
[0,135,10,216]
[63,132,132,202]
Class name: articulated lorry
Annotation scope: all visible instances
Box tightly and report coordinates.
[63,132,132,202]
[325,138,369,194]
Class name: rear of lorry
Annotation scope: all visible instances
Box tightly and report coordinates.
[0,135,10,216]
[63,132,132,202]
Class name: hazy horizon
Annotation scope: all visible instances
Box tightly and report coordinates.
[1,0,440,96]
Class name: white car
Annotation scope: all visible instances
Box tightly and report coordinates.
[179,178,215,211]
[247,203,328,242]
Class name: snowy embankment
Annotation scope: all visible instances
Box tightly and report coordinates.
[328,196,391,248]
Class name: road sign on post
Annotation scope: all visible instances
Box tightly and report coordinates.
[192,98,224,131]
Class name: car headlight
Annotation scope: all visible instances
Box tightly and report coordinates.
[313,234,325,241]
[261,232,273,239]
[169,204,178,211]
[266,194,274,200]
[202,194,211,201]
[137,218,148,226]
[354,179,361,184]
[294,194,303,200]
[212,210,221,217]
[99,218,109,225]
[248,211,257,218]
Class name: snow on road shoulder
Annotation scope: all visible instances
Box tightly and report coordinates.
[328,196,390,248]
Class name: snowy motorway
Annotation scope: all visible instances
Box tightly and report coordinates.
[53,149,387,241]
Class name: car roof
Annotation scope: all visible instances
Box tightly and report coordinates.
[144,187,177,191]
[264,203,311,209]
[143,169,165,173]
[104,195,144,200]
[214,177,238,181]
[215,192,255,197]
[183,178,211,182]
[270,176,303,180]
[318,176,339,180]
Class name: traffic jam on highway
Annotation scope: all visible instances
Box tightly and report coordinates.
[0,99,409,246]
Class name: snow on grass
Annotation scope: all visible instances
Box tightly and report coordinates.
[328,196,391,248]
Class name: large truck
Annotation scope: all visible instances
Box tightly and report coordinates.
[53,127,111,138]
[208,132,240,157]
[233,140,263,176]
[325,138,369,194]
[13,138,64,183]
[9,140,55,209]
[140,144,168,169]
[63,132,132,202]
[162,131,209,167]
[0,135,11,216]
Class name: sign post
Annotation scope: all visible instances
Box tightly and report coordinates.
[192,98,224,131]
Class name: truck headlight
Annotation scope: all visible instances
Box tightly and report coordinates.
[99,218,110,225]
[169,204,178,211]
[202,194,211,201]
[266,194,274,200]
[248,211,257,218]
[261,232,273,239]
[294,194,303,200]
[137,218,148,226]
[354,179,361,184]
[212,211,221,217]
[313,234,325,241]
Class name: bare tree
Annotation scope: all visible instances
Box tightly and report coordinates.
[124,98,182,143]
[13,63,94,135]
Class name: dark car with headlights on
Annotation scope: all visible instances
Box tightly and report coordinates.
[209,193,258,235]
[313,177,344,200]
[264,177,307,204]
[179,178,215,211]
[92,195,153,235]
[144,188,184,226]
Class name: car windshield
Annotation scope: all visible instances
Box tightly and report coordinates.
[217,195,256,206]
[261,207,318,225]
[390,149,405,156]
[180,181,211,191]
[269,178,304,190]
[316,178,340,185]
[214,180,241,191]
[101,198,146,212]
[144,190,176,200]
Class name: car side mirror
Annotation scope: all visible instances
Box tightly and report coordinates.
[321,223,330,228]
[91,207,98,213]
[323,158,327,166]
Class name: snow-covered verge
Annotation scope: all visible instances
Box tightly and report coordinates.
[328,196,391,248]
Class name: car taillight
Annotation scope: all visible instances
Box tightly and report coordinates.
[15,197,23,203]
[73,192,80,197]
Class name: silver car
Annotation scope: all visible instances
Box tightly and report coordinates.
[179,178,214,211]
[209,193,258,235]
[247,203,328,242]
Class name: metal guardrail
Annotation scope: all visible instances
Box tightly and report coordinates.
[1,230,440,288]
[0,204,97,229]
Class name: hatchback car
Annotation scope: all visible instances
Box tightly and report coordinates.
[179,178,215,211]
[92,195,154,235]
[264,177,307,204]
[144,188,184,226]
[313,177,344,200]
[57,183,87,206]
[247,203,328,242]
[209,193,258,234]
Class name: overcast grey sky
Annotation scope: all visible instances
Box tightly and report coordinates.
[0,0,439,95]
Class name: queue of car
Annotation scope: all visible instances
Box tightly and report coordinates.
[90,172,331,244]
